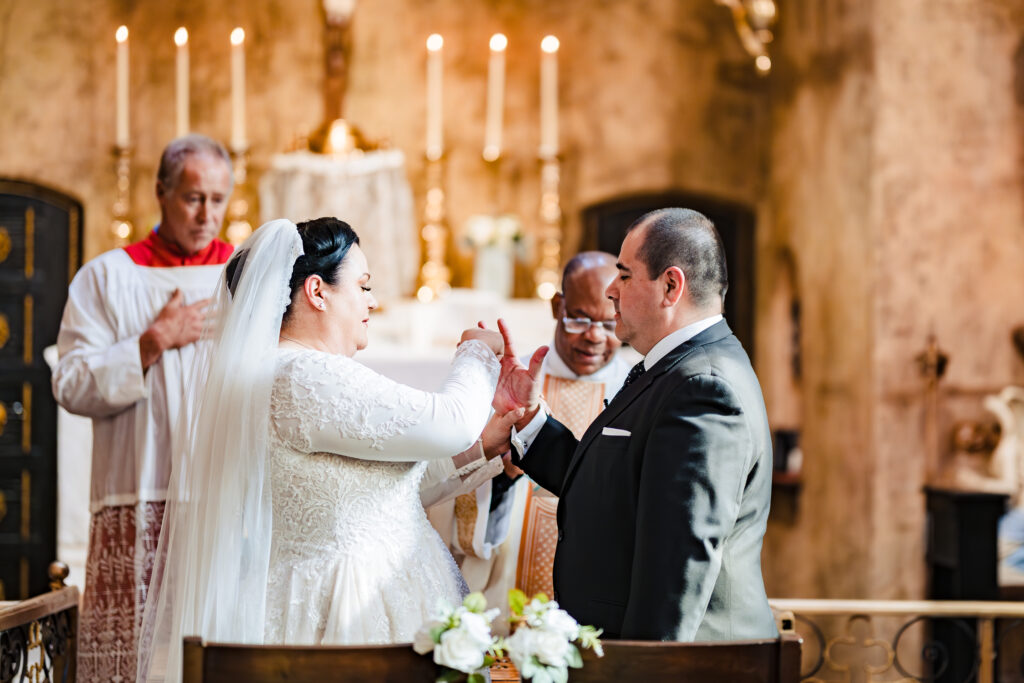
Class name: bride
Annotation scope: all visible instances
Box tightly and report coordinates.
[138,217,522,681]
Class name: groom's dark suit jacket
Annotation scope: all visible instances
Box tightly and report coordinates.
[515,320,776,641]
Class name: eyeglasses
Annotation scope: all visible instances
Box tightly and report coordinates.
[561,317,617,334]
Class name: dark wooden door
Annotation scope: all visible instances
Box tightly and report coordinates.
[581,192,756,359]
[0,179,81,599]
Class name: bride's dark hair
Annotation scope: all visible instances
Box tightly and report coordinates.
[282,217,360,322]
[224,217,360,318]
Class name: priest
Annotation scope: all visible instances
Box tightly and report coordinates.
[51,134,234,682]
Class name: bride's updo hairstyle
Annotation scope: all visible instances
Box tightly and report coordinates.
[282,217,360,322]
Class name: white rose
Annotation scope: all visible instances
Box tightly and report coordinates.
[434,628,486,674]
[533,628,572,667]
[505,627,538,671]
[542,608,579,641]
[458,610,494,649]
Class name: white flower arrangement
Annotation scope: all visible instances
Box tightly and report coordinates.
[413,590,602,683]
[462,213,524,251]
[505,589,603,683]
[413,592,503,683]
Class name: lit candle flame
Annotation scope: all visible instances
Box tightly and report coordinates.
[116,26,128,43]
[231,27,245,46]
[174,27,188,46]
[426,33,443,52]
[541,35,559,53]
[489,33,507,52]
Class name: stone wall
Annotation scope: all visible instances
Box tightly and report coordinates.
[762,0,1024,599]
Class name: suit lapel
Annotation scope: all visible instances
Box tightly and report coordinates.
[558,320,734,493]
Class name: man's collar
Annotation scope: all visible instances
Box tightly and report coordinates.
[643,314,724,370]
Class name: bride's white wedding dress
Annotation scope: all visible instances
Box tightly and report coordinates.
[264,341,499,644]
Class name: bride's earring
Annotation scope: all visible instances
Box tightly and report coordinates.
[316,301,326,310]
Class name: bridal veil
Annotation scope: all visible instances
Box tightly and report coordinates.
[138,219,302,682]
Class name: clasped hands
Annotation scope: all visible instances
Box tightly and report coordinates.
[460,319,548,473]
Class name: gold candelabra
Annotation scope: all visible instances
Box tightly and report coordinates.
[225,146,253,245]
[110,146,134,246]
[417,155,451,301]
[534,154,562,300]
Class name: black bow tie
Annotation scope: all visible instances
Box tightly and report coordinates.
[622,360,647,389]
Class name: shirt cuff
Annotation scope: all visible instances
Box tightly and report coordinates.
[454,440,489,478]
[510,401,549,461]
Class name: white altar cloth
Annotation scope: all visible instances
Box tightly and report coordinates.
[259,150,419,304]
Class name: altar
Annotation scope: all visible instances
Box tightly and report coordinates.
[259,149,419,304]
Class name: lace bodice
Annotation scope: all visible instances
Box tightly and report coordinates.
[263,340,500,644]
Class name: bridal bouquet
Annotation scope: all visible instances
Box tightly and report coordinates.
[413,592,503,683]
[505,589,603,683]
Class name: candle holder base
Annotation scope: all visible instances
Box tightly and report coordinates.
[417,154,451,302]
[110,145,134,246]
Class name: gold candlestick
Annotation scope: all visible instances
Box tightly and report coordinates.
[534,154,562,300]
[110,146,134,246]
[417,155,451,302]
[225,146,253,245]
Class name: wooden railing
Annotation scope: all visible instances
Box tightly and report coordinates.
[769,598,1024,683]
[0,563,78,683]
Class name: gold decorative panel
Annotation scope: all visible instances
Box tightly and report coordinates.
[0,226,10,263]
[0,313,8,349]
[24,207,34,278]
[0,401,6,435]
[23,296,32,365]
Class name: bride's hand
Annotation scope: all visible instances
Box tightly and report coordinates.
[480,407,526,459]
[459,327,504,359]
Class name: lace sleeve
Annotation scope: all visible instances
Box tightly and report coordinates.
[272,340,500,462]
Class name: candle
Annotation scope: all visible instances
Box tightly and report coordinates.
[539,35,559,158]
[425,34,444,161]
[230,28,246,150]
[174,27,189,137]
[483,33,507,162]
[115,26,129,148]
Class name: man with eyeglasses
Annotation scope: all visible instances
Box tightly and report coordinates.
[434,251,632,630]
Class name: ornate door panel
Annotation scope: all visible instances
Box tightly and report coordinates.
[0,179,81,599]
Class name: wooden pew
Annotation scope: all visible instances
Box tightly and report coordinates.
[181,639,436,682]
[182,632,802,683]
[0,562,79,683]
[572,633,803,682]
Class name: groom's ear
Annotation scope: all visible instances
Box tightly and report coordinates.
[662,266,686,307]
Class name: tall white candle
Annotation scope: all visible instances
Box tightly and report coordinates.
[174,27,189,138]
[230,28,246,150]
[425,34,444,161]
[539,35,559,158]
[115,26,130,148]
[483,33,507,162]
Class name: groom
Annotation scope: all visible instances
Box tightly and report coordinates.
[498,208,776,641]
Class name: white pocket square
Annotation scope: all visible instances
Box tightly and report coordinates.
[602,427,631,437]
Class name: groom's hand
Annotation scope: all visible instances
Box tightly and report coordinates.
[491,318,547,414]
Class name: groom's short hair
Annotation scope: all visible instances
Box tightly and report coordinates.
[627,208,728,308]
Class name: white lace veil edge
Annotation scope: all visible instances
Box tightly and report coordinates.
[138,219,303,683]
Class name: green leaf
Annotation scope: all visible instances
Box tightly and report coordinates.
[482,655,495,667]
[565,644,583,668]
[463,592,487,613]
[430,625,447,643]
[467,674,486,683]
[508,588,528,615]
[435,668,464,682]
[533,592,549,603]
